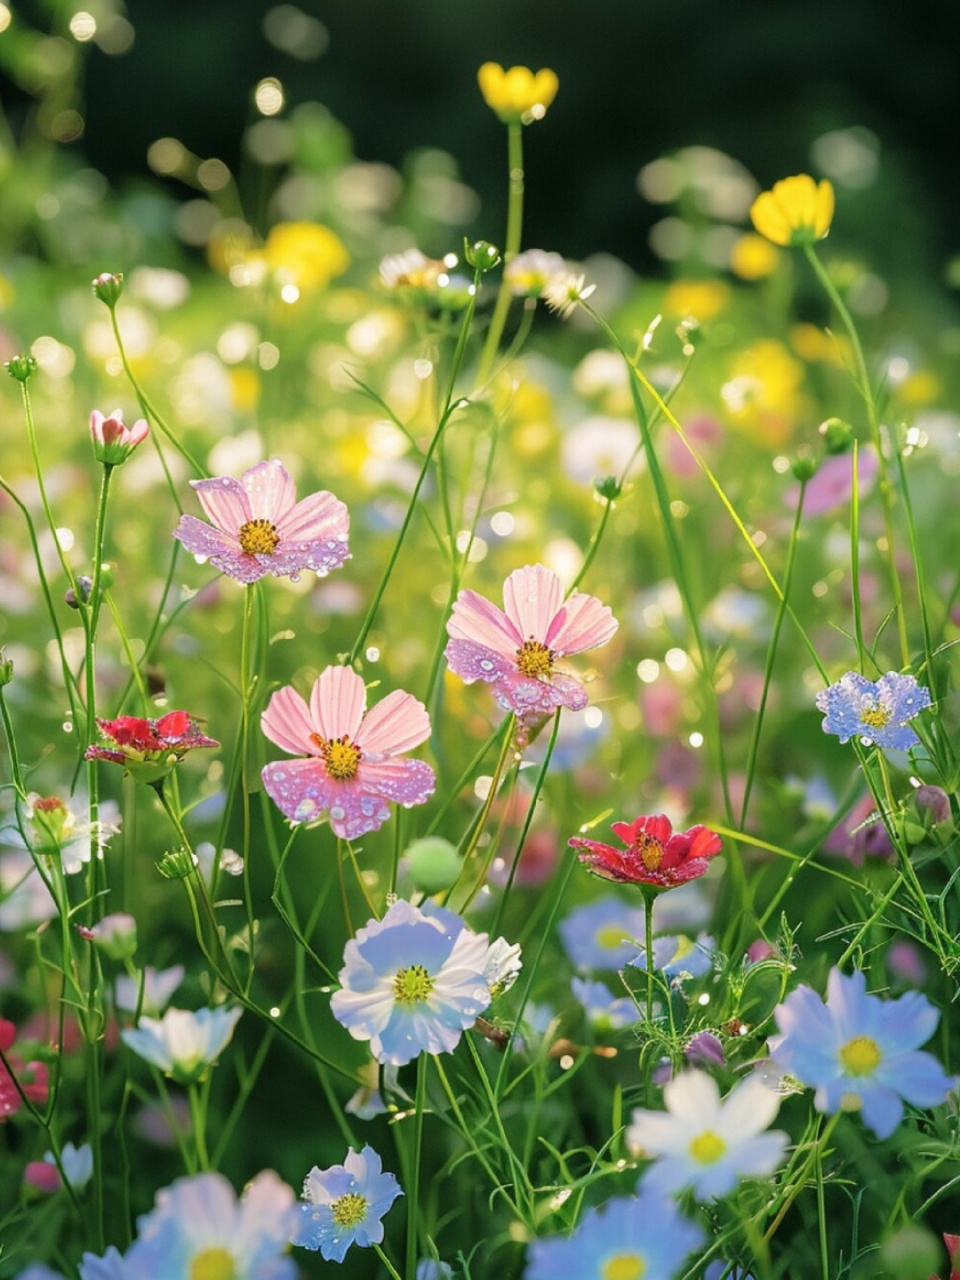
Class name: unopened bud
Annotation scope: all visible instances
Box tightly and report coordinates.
[594,475,621,501]
[65,576,93,609]
[5,354,38,383]
[818,416,853,454]
[92,272,124,308]
[0,650,12,686]
[463,239,502,273]
[791,454,818,482]
[404,837,461,894]
[80,912,138,960]
[157,848,198,880]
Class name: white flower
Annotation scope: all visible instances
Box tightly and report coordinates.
[483,937,522,996]
[626,1068,789,1199]
[45,1141,93,1190]
[115,965,185,1015]
[120,1006,242,1084]
[542,271,596,320]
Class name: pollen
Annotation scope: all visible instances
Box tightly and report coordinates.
[330,1191,369,1229]
[312,734,362,780]
[394,963,435,1005]
[189,1247,237,1280]
[238,517,280,555]
[635,832,664,871]
[602,1254,647,1280]
[839,1034,882,1076]
[689,1129,727,1165]
[516,638,554,678]
[859,702,892,730]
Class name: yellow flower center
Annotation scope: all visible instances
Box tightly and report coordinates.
[516,639,554,678]
[394,963,435,1005]
[331,1191,369,1229]
[190,1248,236,1280]
[238,517,280,556]
[859,703,891,731]
[312,734,362,781]
[602,1255,647,1280]
[636,832,664,871]
[596,924,628,952]
[689,1129,727,1164]
[839,1034,882,1076]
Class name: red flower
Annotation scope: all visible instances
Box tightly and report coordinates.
[930,1233,960,1280]
[569,814,722,890]
[85,711,218,783]
[1,1019,50,1121]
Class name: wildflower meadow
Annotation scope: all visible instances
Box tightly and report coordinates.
[2,17,960,1280]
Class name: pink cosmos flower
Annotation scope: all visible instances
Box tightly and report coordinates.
[173,459,350,584]
[89,408,149,465]
[261,666,435,840]
[570,814,723,890]
[445,564,618,722]
[1,1019,50,1120]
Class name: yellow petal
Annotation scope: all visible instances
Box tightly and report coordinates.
[814,179,835,238]
[477,62,506,109]
[750,191,792,246]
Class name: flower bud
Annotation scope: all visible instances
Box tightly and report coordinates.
[818,416,854,454]
[0,650,13,686]
[92,272,124,308]
[157,848,198,880]
[790,453,818,482]
[29,796,71,851]
[914,784,951,825]
[685,1030,725,1068]
[404,837,462,894]
[5,354,38,383]
[90,409,149,466]
[463,239,502,273]
[79,912,138,960]
[594,475,622,501]
[879,1224,941,1280]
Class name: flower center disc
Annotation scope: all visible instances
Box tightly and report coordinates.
[313,734,362,780]
[859,702,892,730]
[516,639,554,678]
[190,1247,236,1280]
[394,963,435,1005]
[689,1129,727,1164]
[331,1191,369,1229]
[635,833,664,871]
[602,1254,647,1280]
[238,518,280,555]
[839,1034,882,1076]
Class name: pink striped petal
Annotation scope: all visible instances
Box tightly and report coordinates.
[309,666,366,741]
[356,689,431,758]
[545,591,619,655]
[241,460,295,521]
[261,686,317,756]
[190,476,250,534]
[503,565,563,642]
[494,669,588,720]
[275,490,349,543]
[173,515,267,582]
[447,590,521,655]
[445,638,515,684]
[325,783,393,840]
[261,758,340,825]
[263,538,351,579]
[355,759,436,810]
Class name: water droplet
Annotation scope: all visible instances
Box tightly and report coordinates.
[289,573,300,583]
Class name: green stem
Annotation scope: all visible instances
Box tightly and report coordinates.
[373,1243,404,1280]
[477,122,524,385]
[188,1081,211,1170]
[642,887,657,1024]
[0,686,27,798]
[405,1055,427,1280]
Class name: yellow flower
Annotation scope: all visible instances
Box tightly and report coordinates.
[662,279,731,322]
[749,174,835,247]
[729,233,780,280]
[477,62,558,124]
[262,221,350,291]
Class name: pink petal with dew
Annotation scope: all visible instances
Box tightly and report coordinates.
[262,537,351,579]
[275,490,349,543]
[444,638,515,685]
[261,758,341,825]
[447,590,521,655]
[356,689,431,758]
[309,666,367,742]
[241,459,295,522]
[503,564,563,642]
[327,784,392,841]
[545,591,618,655]
[261,685,317,756]
[495,669,587,720]
[191,476,251,533]
[356,758,436,809]
[173,516,266,583]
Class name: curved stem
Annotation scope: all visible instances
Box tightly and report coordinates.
[477,123,525,385]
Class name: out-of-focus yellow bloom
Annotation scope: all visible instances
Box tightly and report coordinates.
[0,273,15,309]
[230,367,261,412]
[722,339,806,445]
[662,279,731,322]
[898,370,940,405]
[477,62,558,124]
[730,232,780,280]
[262,222,350,291]
[749,174,835,247]
[789,323,851,368]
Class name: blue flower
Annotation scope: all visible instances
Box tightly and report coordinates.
[77,1251,128,1280]
[769,967,956,1139]
[571,977,637,1029]
[524,1189,703,1279]
[629,933,715,980]
[815,671,930,750]
[292,1145,402,1262]
[330,900,491,1066]
[558,896,646,970]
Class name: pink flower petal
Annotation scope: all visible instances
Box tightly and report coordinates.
[309,666,366,742]
[502,565,563,642]
[447,590,521,655]
[261,686,317,756]
[190,476,250,534]
[356,689,431,758]
[545,591,619,655]
[264,538,352,579]
[494,669,588,719]
[241,460,295,522]
[275,490,349,543]
[261,758,341,825]
[444,639,515,685]
[356,759,436,810]
[173,516,265,582]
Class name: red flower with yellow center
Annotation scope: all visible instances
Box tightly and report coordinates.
[569,814,722,890]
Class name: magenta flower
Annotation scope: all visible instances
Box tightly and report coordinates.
[173,459,350,584]
[89,408,149,466]
[261,666,435,840]
[445,564,618,721]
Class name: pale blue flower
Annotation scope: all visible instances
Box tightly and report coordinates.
[524,1189,703,1279]
[629,933,715,980]
[417,1261,454,1280]
[705,1264,755,1280]
[44,1140,92,1191]
[292,1144,402,1262]
[558,896,646,970]
[77,1250,128,1280]
[769,967,956,1138]
[571,977,637,1029]
[816,671,930,750]
[16,1266,70,1280]
[120,1005,242,1083]
[330,900,491,1066]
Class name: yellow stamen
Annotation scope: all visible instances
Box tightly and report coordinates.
[394,964,434,1005]
[190,1248,236,1280]
[516,638,554,678]
[859,703,891,730]
[636,832,664,871]
[238,518,280,555]
[602,1255,647,1280]
[331,1191,369,1229]
[839,1034,882,1076]
[689,1130,727,1164]
[311,734,362,780]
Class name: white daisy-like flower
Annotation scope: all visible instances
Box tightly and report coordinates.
[626,1068,789,1199]
[541,271,597,320]
[120,1006,242,1084]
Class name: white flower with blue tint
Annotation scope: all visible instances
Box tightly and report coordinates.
[524,1188,703,1279]
[120,1005,242,1084]
[292,1145,402,1262]
[558,896,646,970]
[768,967,956,1138]
[629,932,716,980]
[77,1250,128,1280]
[115,964,185,1015]
[571,977,637,1030]
[816,671,930,750]
[627,1069,789,1199]
[330,900,491,1066]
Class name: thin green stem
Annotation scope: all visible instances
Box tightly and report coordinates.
[477,122,524,384]
[373,1243,404,1280]
[405,1055,427,1280]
